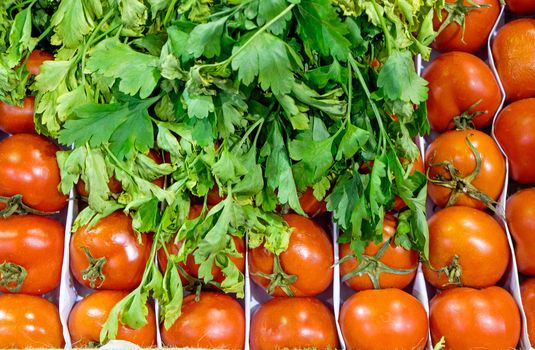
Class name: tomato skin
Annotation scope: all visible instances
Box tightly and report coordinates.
[430,286,521,349]
[70,211,152,290]
[423,52,501,132]
[425,129,505,209]
[340,288,428,350]
[0,294,63,348]
[0,215,64,294]
[68,290,156,347]
[340,215,418,291]
[506,188,535,276]
[492,19,535,102]
[433,0,500,53]
[0,134,68,212]
[423,206,509,289]
[26,50,53,76]
[250,297,339,350]
[161,292,245,349]
[298,187,327,217]
[507,0,535,15]
[495,98,535,184]
[249,214,333,296]
[0,96,36,134]
[521,278,535,343]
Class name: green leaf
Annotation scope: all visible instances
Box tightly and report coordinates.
[161,260,183,329]
[336,124,369,161]
[116,0,147,35]
[86,38,161,99]
[255,0,292,35]
[50,0,102,48]
[187,16,227,58]
[6,7,37,67]
[132,198,159,233]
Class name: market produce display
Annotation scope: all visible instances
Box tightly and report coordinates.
[1,0,535,349]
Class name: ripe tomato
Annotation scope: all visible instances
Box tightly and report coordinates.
[430,286,521,349]
[207,184,224,205]
[492,19,535,102]
[298,187,327,217]
[70,211,152,290]
[506,188,535,276]
[161,292,245,349]
[26,50,53,76]
[0,134,68,212]
[249,213,333,296]
[423,206,509,289]
[495,98,535,184]
[0,96,36,134]
[250,297,339,350]
[507,0,535,16]
[0,294,63,348]
[425,129,505,209]
[340,215,418,291]
[433,0,500,53]
[0,215,64,295]
[68,291,156,347]
[423,52,501,132]
[521,278,535,344]
[340,288,428,350]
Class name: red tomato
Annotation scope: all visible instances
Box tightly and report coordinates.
[26,50,53,76]
[0,134,68,212]
[492,19,535,102]
[506,188,535,276]
[495,98,535,184]
[250,297,339,350]
[161,292,245,349]
[423,206,509,289]
[249,214,333,296]
[430,287,521,349]
[340,215,418,291]
[0,294,63,348]
[507,0,535,15]
[0,96,36,134]
[298,187,327,217]
[521,278,535,344]
[207,184,225,205]
[423,52,501,132]
[340,288,428,350]
[425,129,505,209]
[70,211,152,290]
[433,0,500,53]
[0,215,64,295]
[68,291,156,347]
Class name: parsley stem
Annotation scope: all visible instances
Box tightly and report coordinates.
[163,0,180,26]
[371,0,392,56]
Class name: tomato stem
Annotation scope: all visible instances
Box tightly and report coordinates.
[431,254,463,288]
[81,246,107,289]
[0,194,59,217]
[435,0,491,43]
[0,262,27,293]
[453,99,486,130]
[252,254,297,297]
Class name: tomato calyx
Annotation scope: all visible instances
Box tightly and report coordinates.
[427,137,498,212]
[0,194,59,217]
[430,255,463,288]
[340,238,417,289]
[253,254,297,296]
[453,99,486,130]
[436,0,491,42]
[0,262,27,293]
[81,247,106,289]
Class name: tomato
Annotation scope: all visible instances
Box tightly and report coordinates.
[0,215,64,294]
[76,149,164,197]
[0,134,68,212]
[26,50,53,76]
[423,206,509,289]
[495,98,535,184]
[521,278,535,344]
[250,297,339,350]
[340,288,428,350]
[298,187,327,217]
[68,290,156,347]
[433,0,500,53]
[423,52,501,132]
[0,294,63,348]
[425,129,505,209]
[207,184,225,205]
[249,213,333,296]
[70,211,152,290]
[506,188,535,276]
[161,292,245,349]
[507,0,535,16]
[340,215,418,291]
[492,19,535,102]
[0,96,35,134]
[430,286,521,349]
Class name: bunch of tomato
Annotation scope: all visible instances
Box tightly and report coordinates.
[0,51,66,348]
